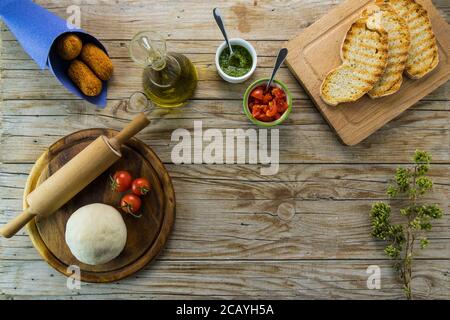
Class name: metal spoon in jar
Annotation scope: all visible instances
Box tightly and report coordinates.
[266,48,289,92]
[213,8,235,61]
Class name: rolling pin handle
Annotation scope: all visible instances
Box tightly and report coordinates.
[109,113,150,150]
[0,208,36,238]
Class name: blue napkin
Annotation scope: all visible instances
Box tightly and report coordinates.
[0,0,108,107]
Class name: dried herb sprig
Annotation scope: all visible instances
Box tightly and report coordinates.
[370,150,443,299]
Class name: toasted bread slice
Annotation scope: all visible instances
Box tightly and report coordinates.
[368,2,410,98]
[387,0,439,79]
[320,12,388,106]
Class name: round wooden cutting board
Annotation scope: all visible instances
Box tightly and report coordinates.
[23,129,175,283]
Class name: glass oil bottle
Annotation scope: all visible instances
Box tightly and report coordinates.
[129,31,198,108]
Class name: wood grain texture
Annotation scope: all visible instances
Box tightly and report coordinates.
[2,163,449,261]
[0,100,449,164]
[1,0,449,299]
[1,260,450,299]
[286,0,450,145]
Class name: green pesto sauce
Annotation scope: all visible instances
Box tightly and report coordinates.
[219,45,252,77]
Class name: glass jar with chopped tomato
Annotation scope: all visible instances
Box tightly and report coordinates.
[243,78,292,127]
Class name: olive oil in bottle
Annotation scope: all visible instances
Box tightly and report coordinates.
[129,31,198,108]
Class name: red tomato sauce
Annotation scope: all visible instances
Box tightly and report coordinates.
[248,86,288,122]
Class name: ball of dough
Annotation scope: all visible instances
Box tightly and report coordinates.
[65,203,127,265]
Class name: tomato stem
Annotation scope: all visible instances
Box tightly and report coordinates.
[120,203,142,218]
[109,175,118,191]
[140,187,149,195]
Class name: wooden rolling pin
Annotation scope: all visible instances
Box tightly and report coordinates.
[0,113,150,238]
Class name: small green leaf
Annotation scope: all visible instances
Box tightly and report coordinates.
[420,238,429,249]
[416,176,433,194]
[413,150,431,165]
[387,185,398,198]
[370,202,392,240]
[410,217,421,230]
[408,187,417,200]
[421,205,443,219]
[384,245,400,259]
[395,167,411,192]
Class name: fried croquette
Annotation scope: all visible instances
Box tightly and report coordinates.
[68,60,102,96]
[80,43,114,81]
[56,34,82,60]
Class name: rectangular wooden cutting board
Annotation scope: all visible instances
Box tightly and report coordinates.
[286,0,450,146]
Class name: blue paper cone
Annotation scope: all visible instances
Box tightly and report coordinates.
[0,0,108,107]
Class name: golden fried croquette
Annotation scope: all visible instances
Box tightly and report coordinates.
[80,43,114,81]
[56,33,82,60]
[68,60,102,96]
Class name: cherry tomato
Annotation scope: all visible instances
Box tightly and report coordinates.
[132,178,151,196]
[250,87,264,100]
[252,104,263,114]
[252,108,261,118]
[110,170,132,192]
[256,113,272,122]
[271,87,285,99]
[262,93,273,103]
[276,99,288,113]
[120,193,142,217]
[266,102,278,117]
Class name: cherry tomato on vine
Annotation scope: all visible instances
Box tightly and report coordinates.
[131,178,151,196]
[120,193,142,218]
[110,170,132,192]
[250,87,264,100]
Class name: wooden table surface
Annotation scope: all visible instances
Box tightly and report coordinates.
[1,0,449,300]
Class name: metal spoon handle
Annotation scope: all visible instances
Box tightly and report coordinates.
[266,48,288,91]
[213,8,233,54]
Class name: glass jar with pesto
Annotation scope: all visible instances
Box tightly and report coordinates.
[215,39,257,83]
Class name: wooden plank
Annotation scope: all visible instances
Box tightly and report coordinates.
[0,101,448,164]
[0,40,285,60]
[1,43,448,102]
[1,260,449,299]
[1,54,281,70]
[0,99,448,117]
[2,58,449,101]
[0,65,305,100]
[2,163,449,201]
[1,0,447,41]
[1,163,449,261]
[1,199,449,261]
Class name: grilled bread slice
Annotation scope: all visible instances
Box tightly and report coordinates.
[320,12,388,106]
[368,2,410,98]
[387,0,439,79]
